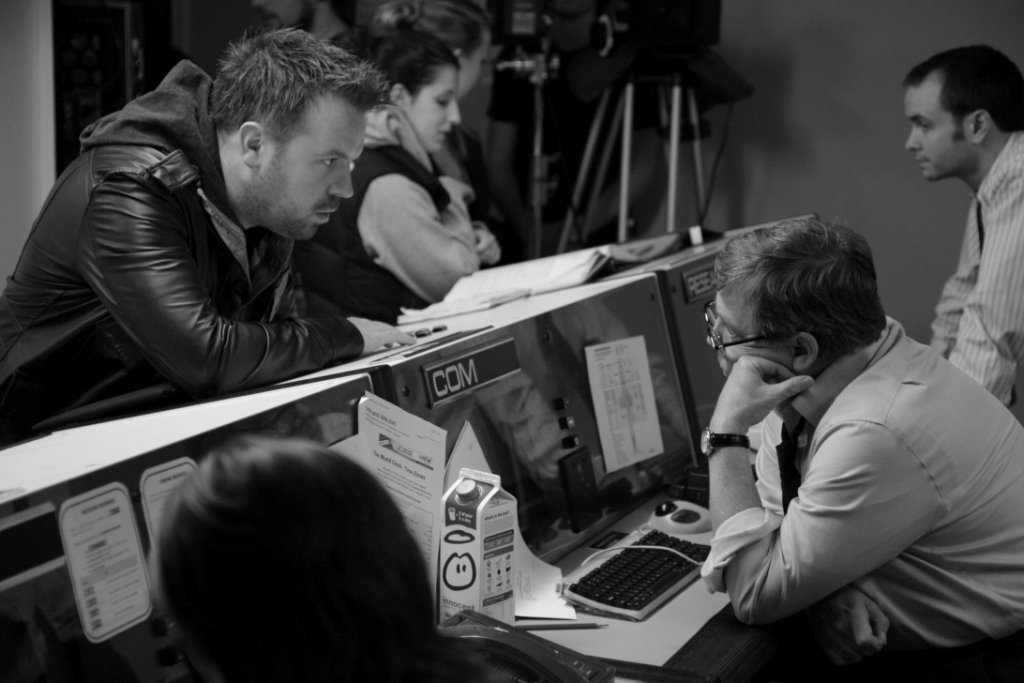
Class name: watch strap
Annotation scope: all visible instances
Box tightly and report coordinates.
[709,433,750,449]
[702,427,750,457]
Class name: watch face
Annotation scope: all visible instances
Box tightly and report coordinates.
[700,428,711,456]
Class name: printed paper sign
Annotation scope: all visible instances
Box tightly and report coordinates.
[140,457,197,543]
[59,483,151,642]
[351,393,447,595]
[585,335,665,473]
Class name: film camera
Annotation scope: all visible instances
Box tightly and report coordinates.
[486,1,745,257]
[487,0,721,53]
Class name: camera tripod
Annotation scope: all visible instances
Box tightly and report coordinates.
[556,65,710,253]
[494,40,560,260]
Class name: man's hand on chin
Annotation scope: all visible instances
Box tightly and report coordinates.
[711,355,814,433]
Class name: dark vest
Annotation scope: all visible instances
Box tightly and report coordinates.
[292,146,450,324]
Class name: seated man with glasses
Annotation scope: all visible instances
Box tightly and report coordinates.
[698,216,1024,681]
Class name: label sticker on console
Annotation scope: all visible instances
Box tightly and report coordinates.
[422,337,521,406]
[59,483,151,642]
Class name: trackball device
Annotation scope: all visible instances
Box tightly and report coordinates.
[648,499,712,535]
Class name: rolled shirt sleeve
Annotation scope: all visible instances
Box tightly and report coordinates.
[700,419,943,625]
[701,507,780,593]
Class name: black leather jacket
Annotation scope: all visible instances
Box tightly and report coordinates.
[0,105,364,445]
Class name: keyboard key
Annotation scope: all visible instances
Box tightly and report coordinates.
[560,529,710,621]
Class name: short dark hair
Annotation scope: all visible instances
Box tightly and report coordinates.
[904,45,1024,132]
[152,434,486,683]
[211,28,390,141]
[366,29,460,96]
[714,217,887,359]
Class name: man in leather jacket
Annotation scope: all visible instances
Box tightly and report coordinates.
[0,29,413,447]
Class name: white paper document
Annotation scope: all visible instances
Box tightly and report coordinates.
[585,336,665,473]
[350,393,447,594]
[398,247,610,324]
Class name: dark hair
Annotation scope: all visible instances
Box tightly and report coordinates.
[903,45,1024,132]
[713,217,887,359]
[152,434,488,683]
[366,28,459,96]
[372,0,492,55]
[211,28,390,141]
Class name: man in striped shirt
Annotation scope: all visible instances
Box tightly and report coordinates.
[904,45,1024,406]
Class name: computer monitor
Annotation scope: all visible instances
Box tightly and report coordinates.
[612,215,816,464]
[361,273,698,563]
[0,373,375,682]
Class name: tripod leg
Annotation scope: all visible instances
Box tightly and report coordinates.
[579,86,625,246]
[529,78,545,258]
[617,78,635,243]
[667,77,682,234]
[687,87,706,221]
[558,86,613,253]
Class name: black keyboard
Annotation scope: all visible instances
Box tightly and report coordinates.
[557,528,711,621]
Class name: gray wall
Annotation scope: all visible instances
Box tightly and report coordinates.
[703,1,1024,352]
[3,1,1024,409]
[1,0,55,287]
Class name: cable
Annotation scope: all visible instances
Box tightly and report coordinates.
[698,101,735,228]
[579,543,704,568]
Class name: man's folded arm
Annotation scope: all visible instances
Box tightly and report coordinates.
[710,423,941,625]
[79,176,364,397]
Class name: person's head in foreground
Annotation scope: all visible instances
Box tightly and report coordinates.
[151,434,486,683]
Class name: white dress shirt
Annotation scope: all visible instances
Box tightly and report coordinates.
[702,319,1024,650]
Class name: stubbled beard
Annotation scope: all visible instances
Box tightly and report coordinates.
[239,158,312,240]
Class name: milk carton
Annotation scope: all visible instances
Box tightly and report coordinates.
[439,468,516,623]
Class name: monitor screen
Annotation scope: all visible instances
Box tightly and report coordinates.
[375,275,697,562]
[0,503,83,682]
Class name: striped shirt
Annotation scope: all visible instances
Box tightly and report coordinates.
[930,131,1024,405]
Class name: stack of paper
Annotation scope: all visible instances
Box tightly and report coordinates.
[398,234,681,325]
[398,247,610,323]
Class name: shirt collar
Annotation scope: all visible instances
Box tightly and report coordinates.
[197,186,293,292]
[787,318,902,427]
[978,131,1024,204]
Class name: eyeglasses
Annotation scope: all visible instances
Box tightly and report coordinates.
[704,300,770,351]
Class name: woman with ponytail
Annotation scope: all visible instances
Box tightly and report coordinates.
[371,0,524,262]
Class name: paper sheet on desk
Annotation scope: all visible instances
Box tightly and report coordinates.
[398,289,529,324]
[397,246,613,325]
[585,336,664,474]
[447,423,577,620]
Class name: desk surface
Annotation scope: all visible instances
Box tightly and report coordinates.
[516,499,783,682]
[0,373,371,502]
[297,274,657,382]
